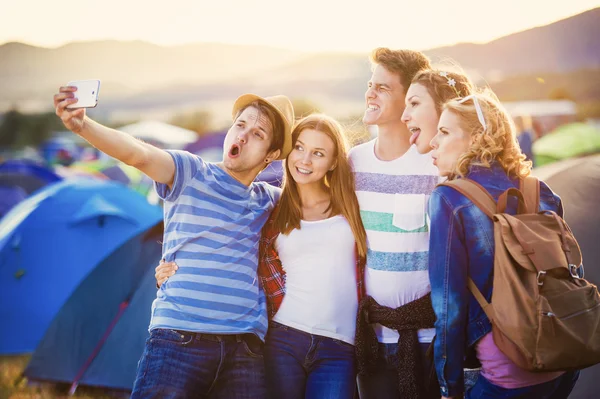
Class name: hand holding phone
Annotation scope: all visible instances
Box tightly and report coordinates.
[65,79,101,109]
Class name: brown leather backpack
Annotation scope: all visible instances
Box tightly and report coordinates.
[440,176,600,372]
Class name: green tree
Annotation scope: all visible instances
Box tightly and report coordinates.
[0,109,64,150]
[0,109,21,148]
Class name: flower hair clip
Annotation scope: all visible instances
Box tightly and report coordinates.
[439,71,462,97]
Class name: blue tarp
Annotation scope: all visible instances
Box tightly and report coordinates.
[183,130,227,157]
[0,179,163,354]
[40,136,82,165]
[258,160,283,187]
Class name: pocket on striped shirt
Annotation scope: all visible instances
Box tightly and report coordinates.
[392,194,427,231]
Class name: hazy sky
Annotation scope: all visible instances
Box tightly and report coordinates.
[2,0,598,52]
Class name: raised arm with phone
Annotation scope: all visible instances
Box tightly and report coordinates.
[54,84,297,397]
[54,85,176,186]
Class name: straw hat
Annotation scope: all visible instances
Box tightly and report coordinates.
[232,94,295,160]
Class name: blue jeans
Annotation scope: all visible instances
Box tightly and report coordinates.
[357,342,439,399]
[131,328,266,399]
[466,370,580,399]
[264,321,356,399]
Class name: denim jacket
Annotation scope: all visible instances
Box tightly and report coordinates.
[427,163,563,397]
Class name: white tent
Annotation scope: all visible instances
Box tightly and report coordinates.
[119,121,198,149]
[502,100,577,118]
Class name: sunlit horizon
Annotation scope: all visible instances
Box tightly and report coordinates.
[2,0,599,52]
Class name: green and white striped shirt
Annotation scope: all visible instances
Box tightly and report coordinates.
[349,139,440,343]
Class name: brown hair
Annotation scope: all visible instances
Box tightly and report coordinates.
[411,69,475,115]
[370,48,431,92]
[235,100,284,153]
[271,114,367,259]
[443,90,532,179]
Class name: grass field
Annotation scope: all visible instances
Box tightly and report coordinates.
[0,356,125,399]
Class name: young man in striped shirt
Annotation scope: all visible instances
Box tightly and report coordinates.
[350,48,441,398]
[53,89,294,398]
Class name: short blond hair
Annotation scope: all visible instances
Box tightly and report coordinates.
[443,90,532,179]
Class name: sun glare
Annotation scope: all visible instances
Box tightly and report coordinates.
[1,0,598,51]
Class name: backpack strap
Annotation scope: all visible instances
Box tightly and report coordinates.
[520,176,540,214]
[439,180,499,321]
[467,278,496,323]
[439,179,496,219]
[497,188,528,214]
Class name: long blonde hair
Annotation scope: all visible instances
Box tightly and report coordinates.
[271,114,367,259]
[443,90,532,179]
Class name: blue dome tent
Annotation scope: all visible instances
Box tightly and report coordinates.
[0,179,163,354]
[23,226,163,392]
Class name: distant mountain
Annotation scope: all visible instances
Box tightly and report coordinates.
[112,5,600,120]
[425,7,600,78]
[1,7,598,117]
[0,40,305,102]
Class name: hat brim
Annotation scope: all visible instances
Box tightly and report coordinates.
[232,94,292,160]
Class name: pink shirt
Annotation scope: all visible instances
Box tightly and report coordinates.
[476,333,563,389]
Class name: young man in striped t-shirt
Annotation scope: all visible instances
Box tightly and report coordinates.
[350,48,441,398]
[53,89,294,398]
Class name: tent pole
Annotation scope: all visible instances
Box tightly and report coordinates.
[68,300,130,395]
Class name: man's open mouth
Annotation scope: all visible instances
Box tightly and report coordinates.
[229,144,241,158]
[366,104,379,113]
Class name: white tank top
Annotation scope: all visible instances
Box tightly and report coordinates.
[272,215,359,345]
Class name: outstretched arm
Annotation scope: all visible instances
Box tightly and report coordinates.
[54,86,175,186]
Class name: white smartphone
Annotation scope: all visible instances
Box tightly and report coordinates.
[66,79,101,109]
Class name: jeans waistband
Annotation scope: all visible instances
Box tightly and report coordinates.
[174,330,259,344]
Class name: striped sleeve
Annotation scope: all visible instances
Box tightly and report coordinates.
[155,150,205,202]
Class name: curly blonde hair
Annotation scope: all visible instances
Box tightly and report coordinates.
[443,90,532,179]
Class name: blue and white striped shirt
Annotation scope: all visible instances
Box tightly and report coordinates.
[149,150,280,340]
